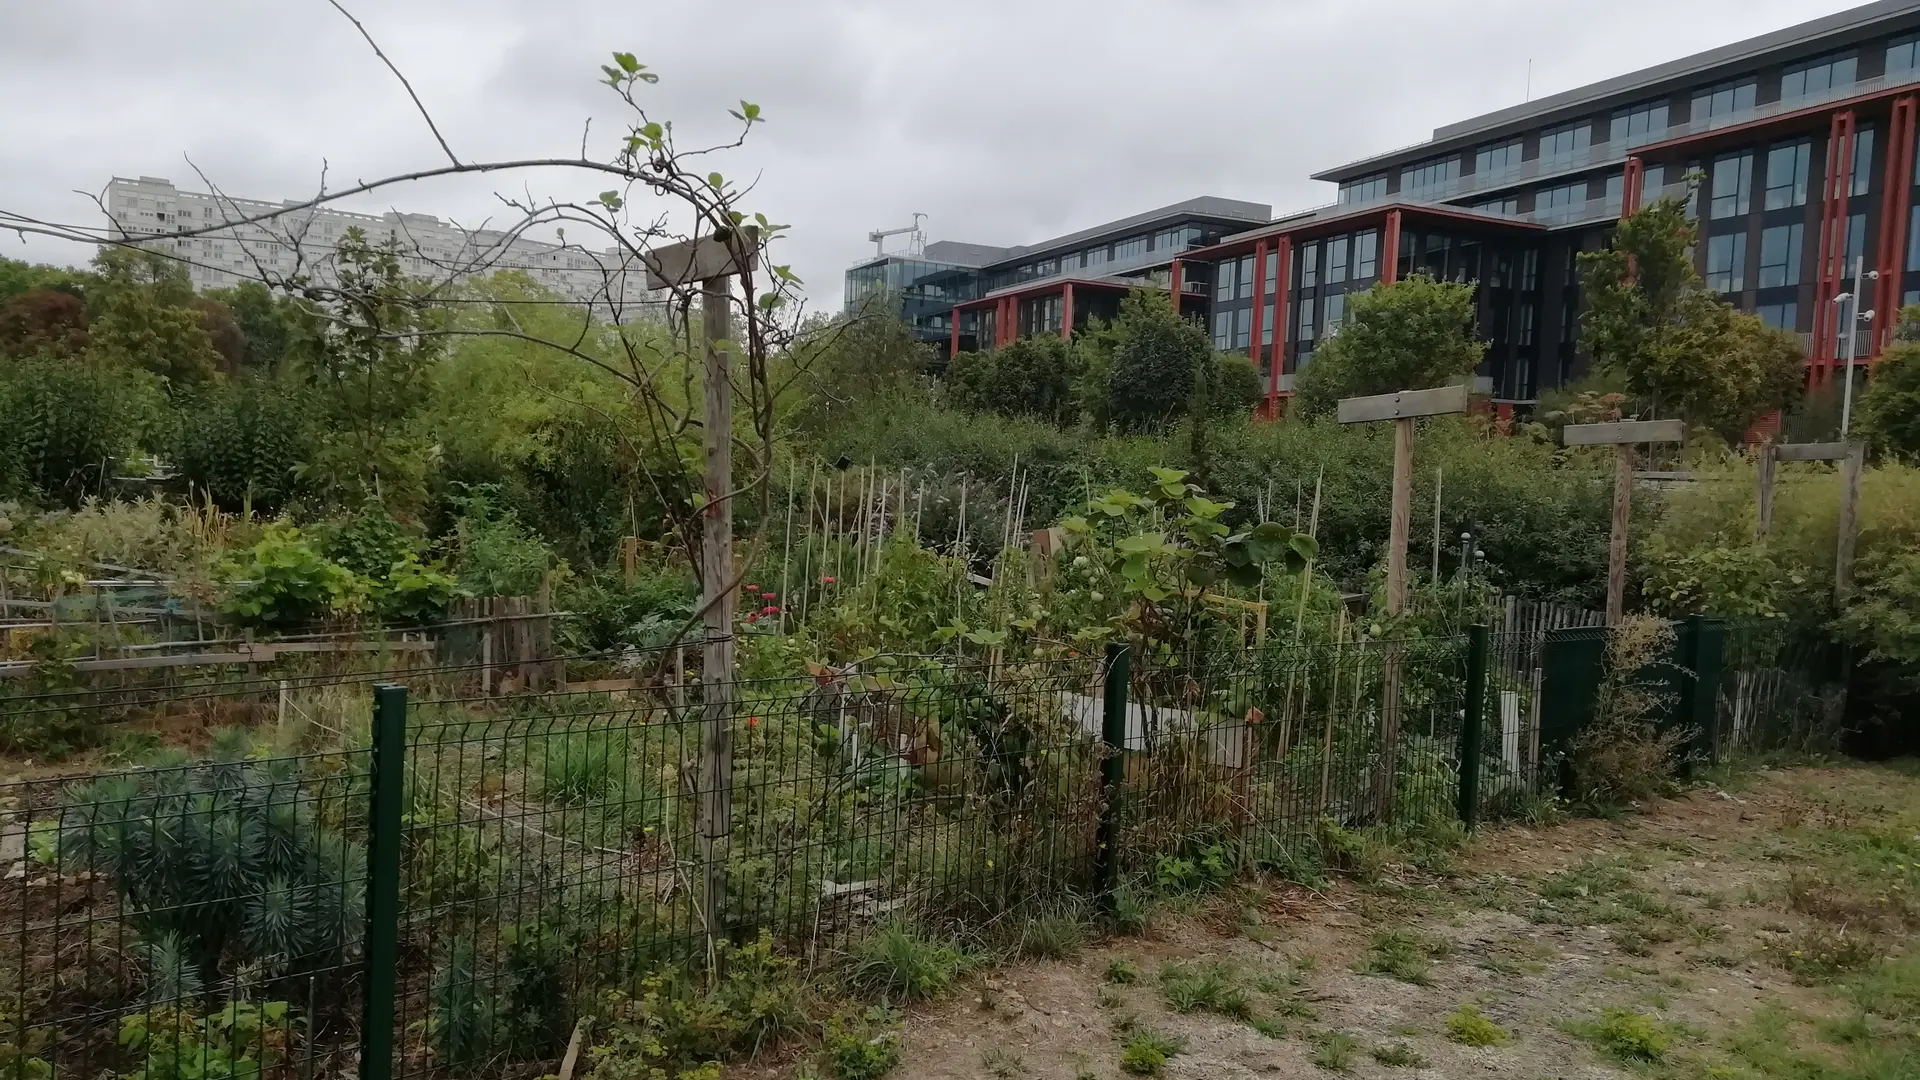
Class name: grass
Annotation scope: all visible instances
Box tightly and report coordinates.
[981,1047,1025,1077]
[1159,960,1251,1018]
[1105,957,1139,985]
[533,727,627,804]
[1358,928,1449,984]
[1567,1007,1678,1064]
[845,921,968,1001]
[1444,1003,1510,1047]
[1248,1016,1287,1039]
[1013,905,1089,959]
[1311,1031,1359,1071]
[1118,1030,1182,1076]
[1370,1041,1425,1067]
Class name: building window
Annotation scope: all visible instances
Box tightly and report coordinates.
[1233,307,1252,349]
[1521,248,1539,290]
[1115,235,1147,261]
[1705,232,1747,293]
[1890,35,1920,77]
[1340,174,1387,203]
[1264,250,1279,294]
[1538,121,1592,163]
[1758,224,1803,288]
[1085,246,1109,267]
[1764,140,1811,209]
[1059,251,1080,271]
[1324,293,1347,332]
[1327,236,1350,284]
[1609,100,1669,147]
[1535,182,1583,220]
[1710,152,1753,219]
[1237,255,1255,298]
[1212,310,1232,350]
[1354,230,1379,279]
[1299,241,1319,288]
[1401,156,1459,194]
[1851,126,1876,198]
[1297,297,1316,341]
[1756,302,1798,330]
[1780,51,1857,101]
[1908,205,1920,271]
[1472,196,1520,216]
[1842,211,1867,267]
[1475,140,1523,178]
[1216,258,1237,301]
[1262,302,1275,345]
[1692,80,1756,122]
[1519,303,1537,346]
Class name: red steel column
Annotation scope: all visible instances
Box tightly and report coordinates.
[1621,156,1645,219]
[1875,94,1918,356]
[1060,283,1074,340]
[1268,235,1292,405]
[950,307,962,356]
[1169,258,1184,314]
[1248,239,1268,363]
[1382,210,1403,284]
[1811,109,1859,383]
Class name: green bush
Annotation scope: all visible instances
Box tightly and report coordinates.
[120,1000,292,1080]
[946,334,1083,425]
[173,380,311,513]
[449,488,562,597]
[219,525,363,627]
[1106,291,1210,430]
[0,357,152,504]
[1444,1004,1510,1046]
[846,922,968,1001]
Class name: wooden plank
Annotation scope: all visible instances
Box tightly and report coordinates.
[1834,443,1866,603]
[1563,419,1686,445]
[1774,441,1854,461]
[642,228,760,289]
[1335,382,1469,424]
[1606,444,1634,625]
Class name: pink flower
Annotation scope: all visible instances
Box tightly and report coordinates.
[745,584,760,592]
[747,716,760,729]
[821,576,837,584]
[761,605,781,615]
[761,591,777,600]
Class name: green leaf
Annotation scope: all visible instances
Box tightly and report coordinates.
[640,121,664,141]
[1184,495,1230,519]
[708,172,725,189]
[741,101,762,121]
[612,52,641,73]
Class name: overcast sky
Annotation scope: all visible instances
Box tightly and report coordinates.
[0,0,1868,310]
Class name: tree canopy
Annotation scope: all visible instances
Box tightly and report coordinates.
[1292,273,1486,417]
[1859,305,1920,461]
[1578,193,1803,440]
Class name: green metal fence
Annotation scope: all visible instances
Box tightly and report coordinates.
[0,619,1854,1080]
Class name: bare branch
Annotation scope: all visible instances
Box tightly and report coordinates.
[325,0,461,167]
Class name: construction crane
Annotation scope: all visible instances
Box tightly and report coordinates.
[867,213,927,258]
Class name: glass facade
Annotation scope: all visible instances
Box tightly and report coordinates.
[1710,152,1754,219]
[1692,79,1756,121]
[1340,175,1387,203]
[1538,122,1591,163]
[1758,224,1803,288]
[1401,156,1460,194]
[1610,101,1669,147]
[1706,233,1747,293]
[1764,140,1811,210]
[1780,51,1856,100]
[1476,140,1523,178]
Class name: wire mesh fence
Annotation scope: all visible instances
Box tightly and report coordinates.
[0,615,1837,1080]
[1714,619,1850,759]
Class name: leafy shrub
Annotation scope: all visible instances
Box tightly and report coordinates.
[120,999,292,1080]
[1444,1004,1509,1046]
[573,934,804,1080]
[449,489,560,597]
[847,922,968,1001]
[1291,275,1485,419]
[946,335,1083,425]
[173,381,311,513]
[560,567,698,653]
[1859,309,1920,461]
[0,357,152,504]
[57,751,365,998]
[818,1006,901,1080]
[1211,353,1263,414]
[1105,291,1210,430]
[218,525,363,627]
[1574,1008,1675,1063]
[1570,617,1686,807]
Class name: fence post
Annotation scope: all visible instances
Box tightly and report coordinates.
[1095,641,1131,907]
[362,685,407,1080]
[1685,615,1725,768]
[1457,625,1489,830]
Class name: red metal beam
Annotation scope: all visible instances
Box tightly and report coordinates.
[1267,235,1292,405]
[1621,156,1644,219]
[1169,258,1184,305]
[1875,94,1918,356]
[1388,211,1405,283]
[1248,240,1268,363]
[950,307,961,357]
[1811,110,1858,383]
[1060,282,1074,341]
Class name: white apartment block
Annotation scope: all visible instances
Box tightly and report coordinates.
[104,176,660,318]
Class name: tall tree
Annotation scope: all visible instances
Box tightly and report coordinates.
[86,247,220,384]
[0,288,89,358]
[1292,273,1486,418]
[1578,193,1803,440]
[1105,289,1212,429]
[1858,305,1920,461]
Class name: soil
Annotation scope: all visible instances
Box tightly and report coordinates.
[731,763,1913,1080]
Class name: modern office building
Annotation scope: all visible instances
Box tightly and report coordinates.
[842,197,1271,355]
[850,0,1920,412]
[105,176,660,318]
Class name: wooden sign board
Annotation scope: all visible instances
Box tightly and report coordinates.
[1773,441,1854,462]
[1562,419,1686,446]
[643,227,761,289]
[1336,382,1469,424]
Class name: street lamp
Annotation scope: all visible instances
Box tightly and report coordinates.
[1831,257,1880,437]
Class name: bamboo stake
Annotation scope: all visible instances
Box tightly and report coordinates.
[1430,466,1443,583]
[779,459,796,633]
[1319,606,1346,812]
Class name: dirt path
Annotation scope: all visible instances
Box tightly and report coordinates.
[806,764,1916,1080]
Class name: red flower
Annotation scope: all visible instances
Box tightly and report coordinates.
[821,576,837,584]
[761,605,781,615]
[744,613,760,623]
[761,591,777,599]
[745,584,760,592]
[747,716,760,729]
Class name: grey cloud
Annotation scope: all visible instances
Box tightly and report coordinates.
[0,0,1852,308]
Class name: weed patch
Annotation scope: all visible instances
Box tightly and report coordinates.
[846,922,968,1002]
[1310,1031,1359,1071]
[1117,1030,1182,1076]
[1158,961,1251,1018]
[1444,1004,1509,1047]
[1358,929,1448,984]
[1568,1007,1677,1064]
[1370,1041,1425,1067]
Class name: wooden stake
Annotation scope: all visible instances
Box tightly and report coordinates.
[1835,442,1865,604]
[696,273,736,955]
[1387,416,1414,614]
[779,459,796,633]
[1431,466,1444,582]
[1606,443,1633,626]
[1755,443,1777,539]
